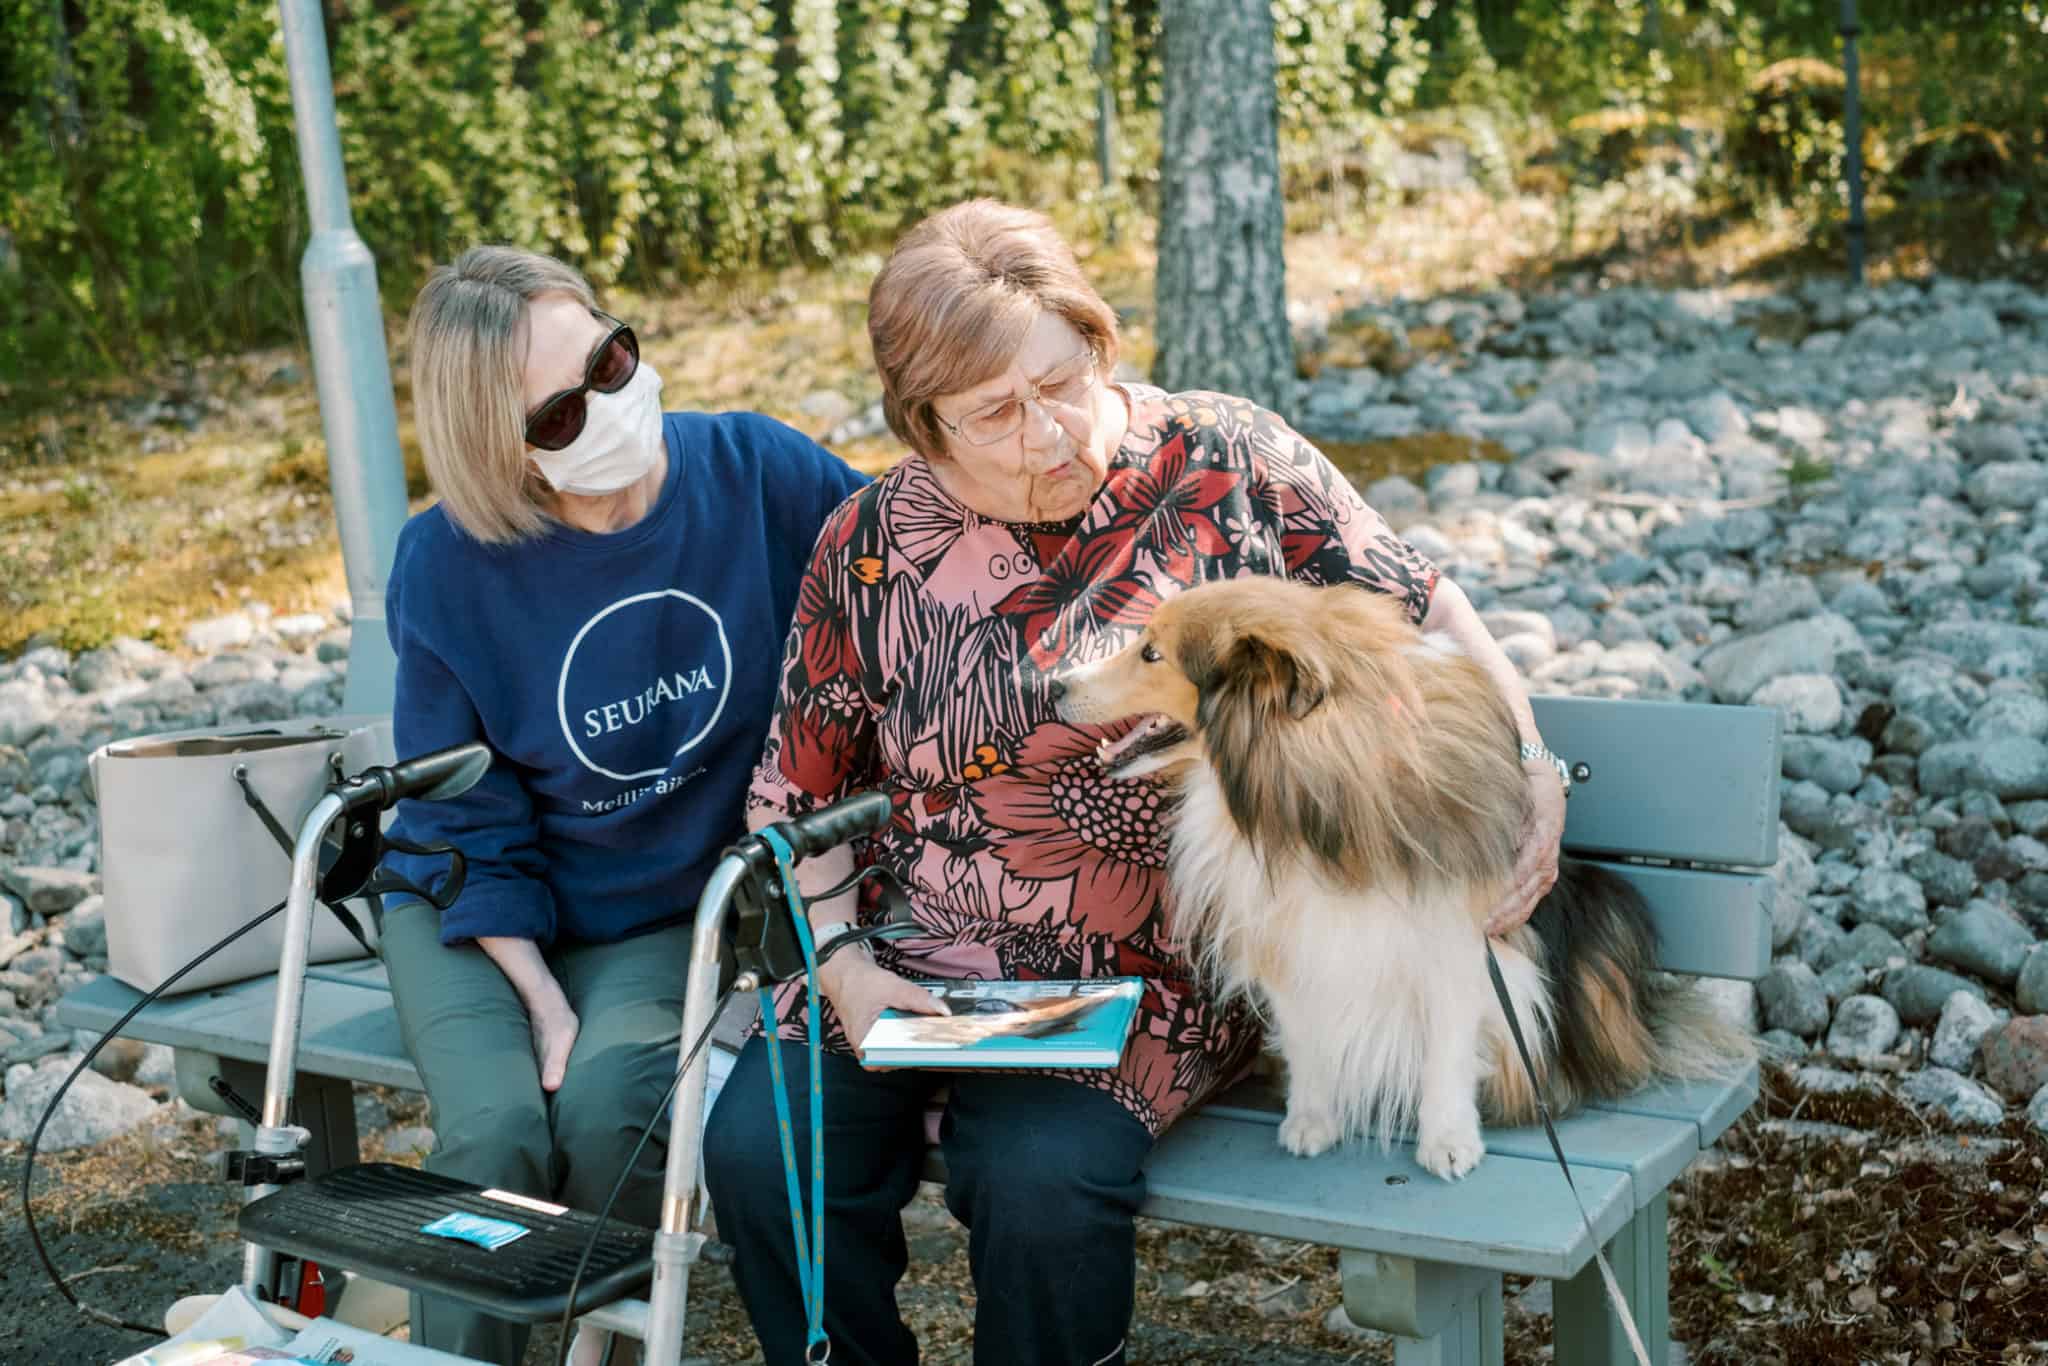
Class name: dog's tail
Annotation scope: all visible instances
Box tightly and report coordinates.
[1497,859,1753,1124]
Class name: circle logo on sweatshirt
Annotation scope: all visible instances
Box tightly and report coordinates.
[557,590,733,781]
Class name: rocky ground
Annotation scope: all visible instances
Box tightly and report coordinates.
[5,270,2048,1361]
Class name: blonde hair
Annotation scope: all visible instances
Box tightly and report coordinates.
[407,246,596,543]
[868,200,1120,460]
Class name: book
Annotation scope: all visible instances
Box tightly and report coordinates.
[856,977,1144,1070]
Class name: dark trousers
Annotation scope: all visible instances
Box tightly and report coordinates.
[704,1036,1154,1366]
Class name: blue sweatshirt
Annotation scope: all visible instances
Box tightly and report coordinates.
[382,411,867,946]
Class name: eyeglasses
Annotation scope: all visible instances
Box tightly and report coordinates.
[523,310,640,451]
[934,349,1098,447]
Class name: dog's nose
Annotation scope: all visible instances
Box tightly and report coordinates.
[1047,677,1066,702]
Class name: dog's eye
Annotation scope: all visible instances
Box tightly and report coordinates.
[1140,642,1162,664]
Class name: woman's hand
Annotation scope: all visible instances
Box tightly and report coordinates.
[529,1001,581,1092]
[816,950,948,1050]
[477,935,580,1092]
[1486,765,1566,938]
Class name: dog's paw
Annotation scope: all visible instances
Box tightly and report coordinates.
[1415,1127,1485,1181]
[1277,1108,1341,1158]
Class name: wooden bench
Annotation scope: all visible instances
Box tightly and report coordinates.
[58,694,1780,1366]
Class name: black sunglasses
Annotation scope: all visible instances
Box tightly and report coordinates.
[523,310,640,451]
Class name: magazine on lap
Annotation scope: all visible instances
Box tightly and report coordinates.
[856,978,1145,1070]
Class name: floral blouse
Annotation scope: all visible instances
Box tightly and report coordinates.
[748,386,1441,1134]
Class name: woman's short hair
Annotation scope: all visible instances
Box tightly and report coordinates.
[868,200,1121,460]
[407,246,595,543]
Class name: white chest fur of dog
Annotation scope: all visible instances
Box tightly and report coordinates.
[1168,769,1552,1180]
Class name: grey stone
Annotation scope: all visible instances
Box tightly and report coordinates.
[1899,1066,2005,1129]
[1770,840,1818,951]
[1848,868,1928,935]
[1919,738,2048,800]
[1965,461,2048,511]
[1915,622,2048,675]
[1782,736,1871,794]
[1750,674,1843,735]
[1956,422,2028,465]
[1881,965,1986,1026]
[182,613,256,654]
[1697,614,1862,704]
[1926,904,2036,986]
[1837,921,1909,972]
[59,896,106,960]
[1819,960,1872,1004]
[0,866,96,916]
[0,1057,158,1150]
[0,679,55,747]
[1758,962,1831,1038]
[1827,994,1901,1061]
[1905,849,1978,908]
[1929,991,2004,1071]
[189,652,275,690]
[214,680,294,723]
[1881,712,1942,758]
[1795,911,1849,970]
[2018,945,2048,1014]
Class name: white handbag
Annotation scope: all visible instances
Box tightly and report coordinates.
[88,715,396,995]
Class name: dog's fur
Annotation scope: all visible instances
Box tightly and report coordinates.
[1054,577,1753,1180]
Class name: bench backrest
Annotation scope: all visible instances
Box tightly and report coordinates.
[1531,695,1781,983]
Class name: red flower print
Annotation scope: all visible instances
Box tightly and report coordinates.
[993,529,1156,669]
[1108,430,1244,584]
[967,722,1168,939]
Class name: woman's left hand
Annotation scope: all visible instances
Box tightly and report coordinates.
[1486,766,1566,937]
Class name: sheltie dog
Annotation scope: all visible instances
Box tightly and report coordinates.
[1052,577,1752,1181]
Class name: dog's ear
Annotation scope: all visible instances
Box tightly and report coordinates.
[1187,628,1327,727]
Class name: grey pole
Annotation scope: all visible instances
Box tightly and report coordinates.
[1840,0,1867,286]
[278,0,408,715]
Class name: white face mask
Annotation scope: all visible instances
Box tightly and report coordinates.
[530,362,666,496]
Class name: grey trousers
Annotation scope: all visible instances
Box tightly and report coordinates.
[381,900,690,1365]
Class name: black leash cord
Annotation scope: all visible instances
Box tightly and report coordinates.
[550,981,740,1366]
[21,896,290,1338]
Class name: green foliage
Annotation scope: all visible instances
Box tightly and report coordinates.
[4,0,2046,387]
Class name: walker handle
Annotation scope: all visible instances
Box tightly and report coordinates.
[764,790,893,862]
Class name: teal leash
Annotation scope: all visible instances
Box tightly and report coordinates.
[757,826,831,1363]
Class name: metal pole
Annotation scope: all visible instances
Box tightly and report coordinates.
[242,789,347,1297]
[1840,0,1866,286]
[640,855,749,1364]
[278,0,408,715]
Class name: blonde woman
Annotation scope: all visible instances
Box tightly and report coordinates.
[379,246,865,1364]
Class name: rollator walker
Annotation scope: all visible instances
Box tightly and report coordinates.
[196,741,891,1364]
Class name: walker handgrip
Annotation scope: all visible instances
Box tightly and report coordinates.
[768,790,893,861]
[335,742,493,815]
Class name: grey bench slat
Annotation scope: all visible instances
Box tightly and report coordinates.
[57,972,422,1091]
[1533,696,1780,868]
[1201,1077,1696,1209]
[1587,1067,1761,1149]
[1590,862,1773,980]
[1143,1111,1634,1280]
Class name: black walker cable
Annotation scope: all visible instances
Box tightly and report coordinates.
[21,896,290,1337]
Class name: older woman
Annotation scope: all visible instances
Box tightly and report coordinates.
[379,245,865,1364]
[702,201,1565,1366]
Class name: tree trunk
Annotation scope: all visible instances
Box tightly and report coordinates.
[1152,0,1294,422]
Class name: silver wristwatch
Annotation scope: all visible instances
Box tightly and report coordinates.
[1520,741,1572,800]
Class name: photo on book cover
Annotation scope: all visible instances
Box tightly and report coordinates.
[858,977,1144,1069]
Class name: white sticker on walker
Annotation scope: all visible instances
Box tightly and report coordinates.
[481,1188,570,1216]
